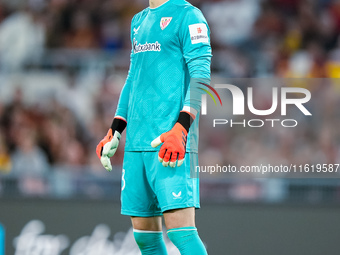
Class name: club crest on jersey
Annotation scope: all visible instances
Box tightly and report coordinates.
[160,17,172,30]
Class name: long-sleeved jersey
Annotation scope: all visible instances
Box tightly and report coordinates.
[115,0,212,152]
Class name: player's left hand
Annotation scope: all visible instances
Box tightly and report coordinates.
[151,123,187,168]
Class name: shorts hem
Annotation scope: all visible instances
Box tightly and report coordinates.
[121,209,163,217]
[161,203,200,213]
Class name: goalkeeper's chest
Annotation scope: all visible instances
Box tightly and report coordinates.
[131,14,182,55]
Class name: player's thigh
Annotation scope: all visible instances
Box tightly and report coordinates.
[121,152,162,217]
[144,152,200,212]
[131,216,163,231]
[163,207,195,229]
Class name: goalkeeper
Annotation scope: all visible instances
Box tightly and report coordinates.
[96,0,211,254]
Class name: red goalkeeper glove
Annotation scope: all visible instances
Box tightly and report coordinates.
[151,111,194,168]
[96,117,126,171]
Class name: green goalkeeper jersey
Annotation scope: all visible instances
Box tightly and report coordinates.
[115,0,212,152]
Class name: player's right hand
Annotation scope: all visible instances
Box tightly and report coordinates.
[96,129,121,172]
[96,117,127,172]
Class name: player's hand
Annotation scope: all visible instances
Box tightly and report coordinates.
[96,129,121,171]
[151,123,188,168]
[96,117,126,172]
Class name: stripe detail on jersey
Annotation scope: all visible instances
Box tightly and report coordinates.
[114,116,127,122]
[182,106,197,119]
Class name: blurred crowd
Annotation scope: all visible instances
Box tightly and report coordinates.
[1,0,340,76]
[0,72,126,196]
[201,0,340,78]
[1,0,340,198]
[0,72,125,174]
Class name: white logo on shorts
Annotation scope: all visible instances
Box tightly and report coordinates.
[172,191,182,199]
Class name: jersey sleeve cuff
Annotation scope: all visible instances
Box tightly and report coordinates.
[111,117,127,134]
[177,111,194,133]
[182,106,197,120]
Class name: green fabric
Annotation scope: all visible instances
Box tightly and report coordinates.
[133,230,168,255]
[167,227,208,254]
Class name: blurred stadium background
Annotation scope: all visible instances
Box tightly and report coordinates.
[0,0,340,254]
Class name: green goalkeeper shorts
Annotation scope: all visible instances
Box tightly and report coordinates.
[120,151,200,217]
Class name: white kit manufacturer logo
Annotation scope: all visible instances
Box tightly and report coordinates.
[172,191,182,199]
[133,26,140,35]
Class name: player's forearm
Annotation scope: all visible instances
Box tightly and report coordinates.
[183,55,211,118]
[115,53,134,120]
[187,55,211,79]
[115,81,130,121]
